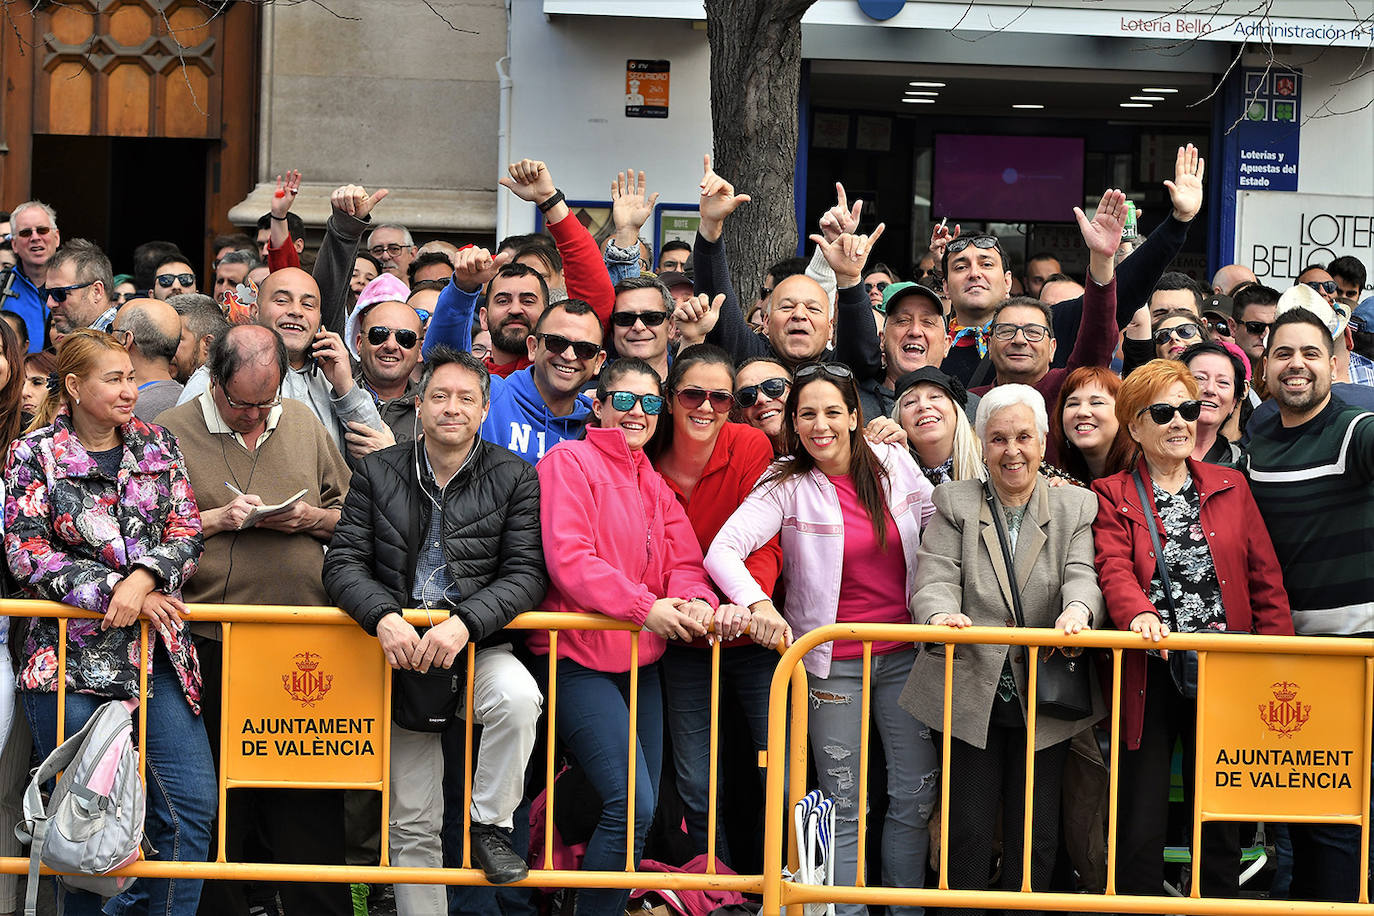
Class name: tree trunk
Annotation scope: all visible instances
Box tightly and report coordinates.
[704,0,817,300]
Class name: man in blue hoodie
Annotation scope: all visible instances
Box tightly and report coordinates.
[482,298,605,463]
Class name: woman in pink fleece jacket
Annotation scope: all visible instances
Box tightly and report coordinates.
[532,357,719,916]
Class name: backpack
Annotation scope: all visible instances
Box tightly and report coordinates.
[16,697,146,916]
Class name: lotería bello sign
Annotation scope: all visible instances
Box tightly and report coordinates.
[1236,191,1374,289]
[222,623,389,787]
[1199,653,1368,822]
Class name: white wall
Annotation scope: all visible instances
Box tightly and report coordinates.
[1292,47,1374,199]
[505,0,713,240]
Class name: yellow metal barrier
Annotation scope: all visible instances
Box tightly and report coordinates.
[4,601,1374,915]
[761,622,1374,916]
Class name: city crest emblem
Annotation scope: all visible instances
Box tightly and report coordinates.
[282,652,334,707]
[1257,681,1309,738]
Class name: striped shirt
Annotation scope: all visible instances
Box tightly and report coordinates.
[1244,396,1374,636]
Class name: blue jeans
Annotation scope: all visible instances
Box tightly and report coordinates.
[661,642,774,865]
[555,659,663,916]
[24,650,216,916]
[1288,823,1361,901]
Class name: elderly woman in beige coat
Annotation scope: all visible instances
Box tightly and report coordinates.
[899,384,1104,911]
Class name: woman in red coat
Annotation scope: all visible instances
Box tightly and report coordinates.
[1091,359,1291,900]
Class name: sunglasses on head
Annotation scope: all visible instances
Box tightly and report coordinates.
[610,310,668,329]
[735,376,789,408]
[538,332,602,361]
[47,279,95,304]
[1304,280,1337,295]
[675,387,734,412]
[1137,400,1202,425]
[16,226,52,239]
[794,362,855,382]
[864,281,889,294]
[945,235,999,256]
[156,273,195,289]
[1152,323,1203,347]
[366,325,418,349]
[606,391,664,415]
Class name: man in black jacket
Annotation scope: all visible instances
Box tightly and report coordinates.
[324,347,547,904]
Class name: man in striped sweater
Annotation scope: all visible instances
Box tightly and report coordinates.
[1245,305,1374,903]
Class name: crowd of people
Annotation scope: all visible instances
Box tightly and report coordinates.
[0,138,1368,916]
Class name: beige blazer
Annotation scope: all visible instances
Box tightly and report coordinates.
[898,477,1105,750]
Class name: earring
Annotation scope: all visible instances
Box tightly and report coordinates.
[74,398,80,406]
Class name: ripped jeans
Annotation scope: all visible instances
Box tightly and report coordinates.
[808,650,937,916]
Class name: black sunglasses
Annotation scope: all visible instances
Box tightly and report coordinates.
[735,376,789,408]
[538,333,602,361]
[675,387,734,412]
[156,273,196,289]
[864,281,890,294]
[1304,280,1337,295]
[1242,320,1274,337]
[610,310,669,328]
[795,362,855,382]
[945,235,999,256]
[1152,323,1203,347]
[606,391,664,415]
[1138,400,1202,425]
[366,325,419,349]
[47,279,95,304]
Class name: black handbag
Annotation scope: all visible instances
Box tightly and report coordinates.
[985,484,1093,720]
[1132,471,1198,699]
[391,661,464,732]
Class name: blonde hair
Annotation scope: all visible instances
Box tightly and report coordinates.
[891,385,986,482]
[27,329,130,432]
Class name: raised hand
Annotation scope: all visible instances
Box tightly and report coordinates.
[453,246,513,294]
[271,170,301,219]
[331,184,390,221]
[1165,143,1205,223]
[929,221,961,263]
[611,168,659,246]
[499,158,557,204]
[1074,189,1127,259]
[672,292,725,346]
[818,182,862,244]
[698,154,751,241]
[807,224,887,287]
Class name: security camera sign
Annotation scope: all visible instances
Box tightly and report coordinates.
[626,60,669,119]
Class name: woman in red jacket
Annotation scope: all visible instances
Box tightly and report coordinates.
[1091,359,1292,900]
[647,343,779,865]
[533,356,719,916]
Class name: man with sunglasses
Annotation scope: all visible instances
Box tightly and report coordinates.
[480,298,606,464]
[1297,265,1338,306]
[7,201,62,352]
[151,254,199,302]
[1243,307,1374,904]
[345,273,425,443]
[609,276,674,378]
[44,239,115,348]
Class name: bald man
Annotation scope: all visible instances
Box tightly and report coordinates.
[175,268,389,462]
[1212,263,1257,296]
[113,297,185,422]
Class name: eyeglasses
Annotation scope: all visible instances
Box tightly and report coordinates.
[606,391,664,415]
[1241,320,1274,337]
[112,291,137,305]
[1152,323,1203,347]
[945,235,999,256]
[1137,400,1202,425]
[1206,317,1231,336]
[990,322,1051,342]
[47,279,95,304]
[16,226,52,239]
[610,310,669,328]
[412,307,431,324]
[369,243,411,258]
[366,325,419,349]
[675,388,734,412]
[735,376,789,408]
[758,286,773,301]
[156,273,196,289]
[1304,280,1337,295]
[107,328,133,349]
[864,281,889,294]
[538,333,602,361]
[221,388,283,411]
[471,343,492,360]
[795,362,854,381]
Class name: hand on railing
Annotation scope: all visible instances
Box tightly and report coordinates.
[644,597,709,641]
[746,599,793,650]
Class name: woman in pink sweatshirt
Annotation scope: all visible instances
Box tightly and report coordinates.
[532,356,719,916]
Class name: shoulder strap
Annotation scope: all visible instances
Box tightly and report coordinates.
[1132,470,1178,625]
[983,483,1025,627]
